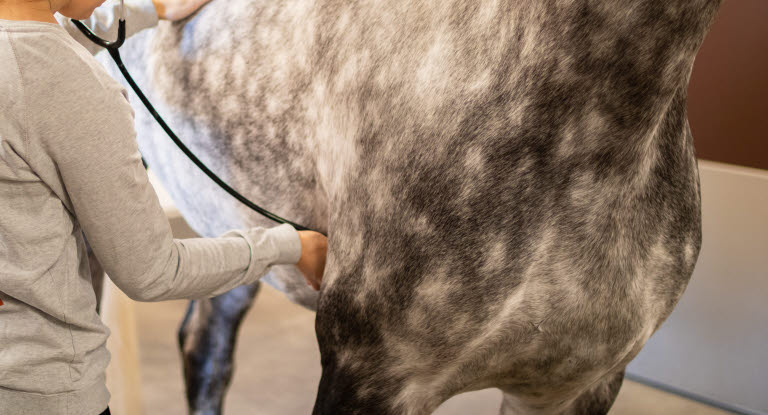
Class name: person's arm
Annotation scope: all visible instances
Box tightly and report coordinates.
[55,0,212,55]
[55,0,160,55]
[30,54,303,301]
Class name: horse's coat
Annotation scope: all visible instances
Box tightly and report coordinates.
[101,0,720,413]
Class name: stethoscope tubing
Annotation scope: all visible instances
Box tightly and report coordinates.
[72,14,323,236]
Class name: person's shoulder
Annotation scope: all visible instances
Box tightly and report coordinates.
[10,26,120,98]
[11,27,130,131]
[6,26,135,159]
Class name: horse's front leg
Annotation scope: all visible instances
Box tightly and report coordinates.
[178,282,261,415]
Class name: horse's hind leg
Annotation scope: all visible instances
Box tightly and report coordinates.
[499,370,625,415]
[178,282,261,415]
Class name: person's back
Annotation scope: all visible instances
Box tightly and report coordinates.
[0,19,155,413]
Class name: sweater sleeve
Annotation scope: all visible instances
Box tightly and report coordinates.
[55,0,159,55]
[24,43,301,302]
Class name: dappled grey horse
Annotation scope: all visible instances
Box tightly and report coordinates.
[96,0,721,413]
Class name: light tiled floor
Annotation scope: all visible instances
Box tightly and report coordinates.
[133,284,733,415]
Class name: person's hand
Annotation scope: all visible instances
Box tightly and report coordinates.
[296,231,327,291]
[152,0,212,21]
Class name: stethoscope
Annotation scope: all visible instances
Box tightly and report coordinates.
[71,1,323,235]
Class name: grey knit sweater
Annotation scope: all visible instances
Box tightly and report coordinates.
[0,2,301,414]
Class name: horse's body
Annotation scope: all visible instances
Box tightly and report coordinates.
[100,0,720,413]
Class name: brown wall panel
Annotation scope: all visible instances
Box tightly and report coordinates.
[688,0,768,171]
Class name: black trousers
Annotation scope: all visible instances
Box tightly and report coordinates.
[99,408,111,415]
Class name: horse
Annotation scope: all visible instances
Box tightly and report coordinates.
[97,0,721,413]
